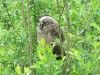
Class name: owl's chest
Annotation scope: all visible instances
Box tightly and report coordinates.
[38,30,58,44]
[38,32,54,44]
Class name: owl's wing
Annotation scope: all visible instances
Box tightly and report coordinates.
[50,25,64,42]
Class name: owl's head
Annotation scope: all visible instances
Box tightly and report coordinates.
[39,16,58,30]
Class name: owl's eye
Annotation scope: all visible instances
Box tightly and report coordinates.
[43,21,46,24]
[51,21,53,24]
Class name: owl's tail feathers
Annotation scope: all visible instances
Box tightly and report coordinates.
[52,45,62,60]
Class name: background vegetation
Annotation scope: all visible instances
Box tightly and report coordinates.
[0,0,100,75]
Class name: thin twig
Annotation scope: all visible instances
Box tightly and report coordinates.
[21,0,27,32]
[26,0,35,75]
[61,0,71,75]
[59,2,66,18]
[56,0,64,57]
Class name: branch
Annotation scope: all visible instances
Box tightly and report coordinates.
[65,0,70,51]
[56,0,64,56]
[26,0,36,75]
[20,0,27,32]
[59,2,66,18]
[26,0,32,64]
[61,0,71,74]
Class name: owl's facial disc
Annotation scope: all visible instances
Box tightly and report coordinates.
[39,16,56,30]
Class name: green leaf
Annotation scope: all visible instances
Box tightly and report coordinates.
[15,65,22,75]
[39,38,45,47]
[73,50,78,56]
[45,45,52,53]
[24,67,31,75]
[93,41,100,49]
[92,22,100,31]
[30,64,40,69]
[86,61,91,71]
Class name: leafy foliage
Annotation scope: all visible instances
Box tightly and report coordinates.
[0,0,100,75]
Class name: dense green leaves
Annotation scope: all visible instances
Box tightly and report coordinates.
[0,0,100,75]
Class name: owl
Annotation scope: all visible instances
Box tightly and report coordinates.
[36,16,64,60]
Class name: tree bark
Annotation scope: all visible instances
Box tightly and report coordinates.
[62,0,71,75]
[26,0,36,75]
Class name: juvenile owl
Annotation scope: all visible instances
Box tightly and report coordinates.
[37,16,64,60]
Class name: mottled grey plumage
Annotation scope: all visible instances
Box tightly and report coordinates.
[37,16,64,60]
